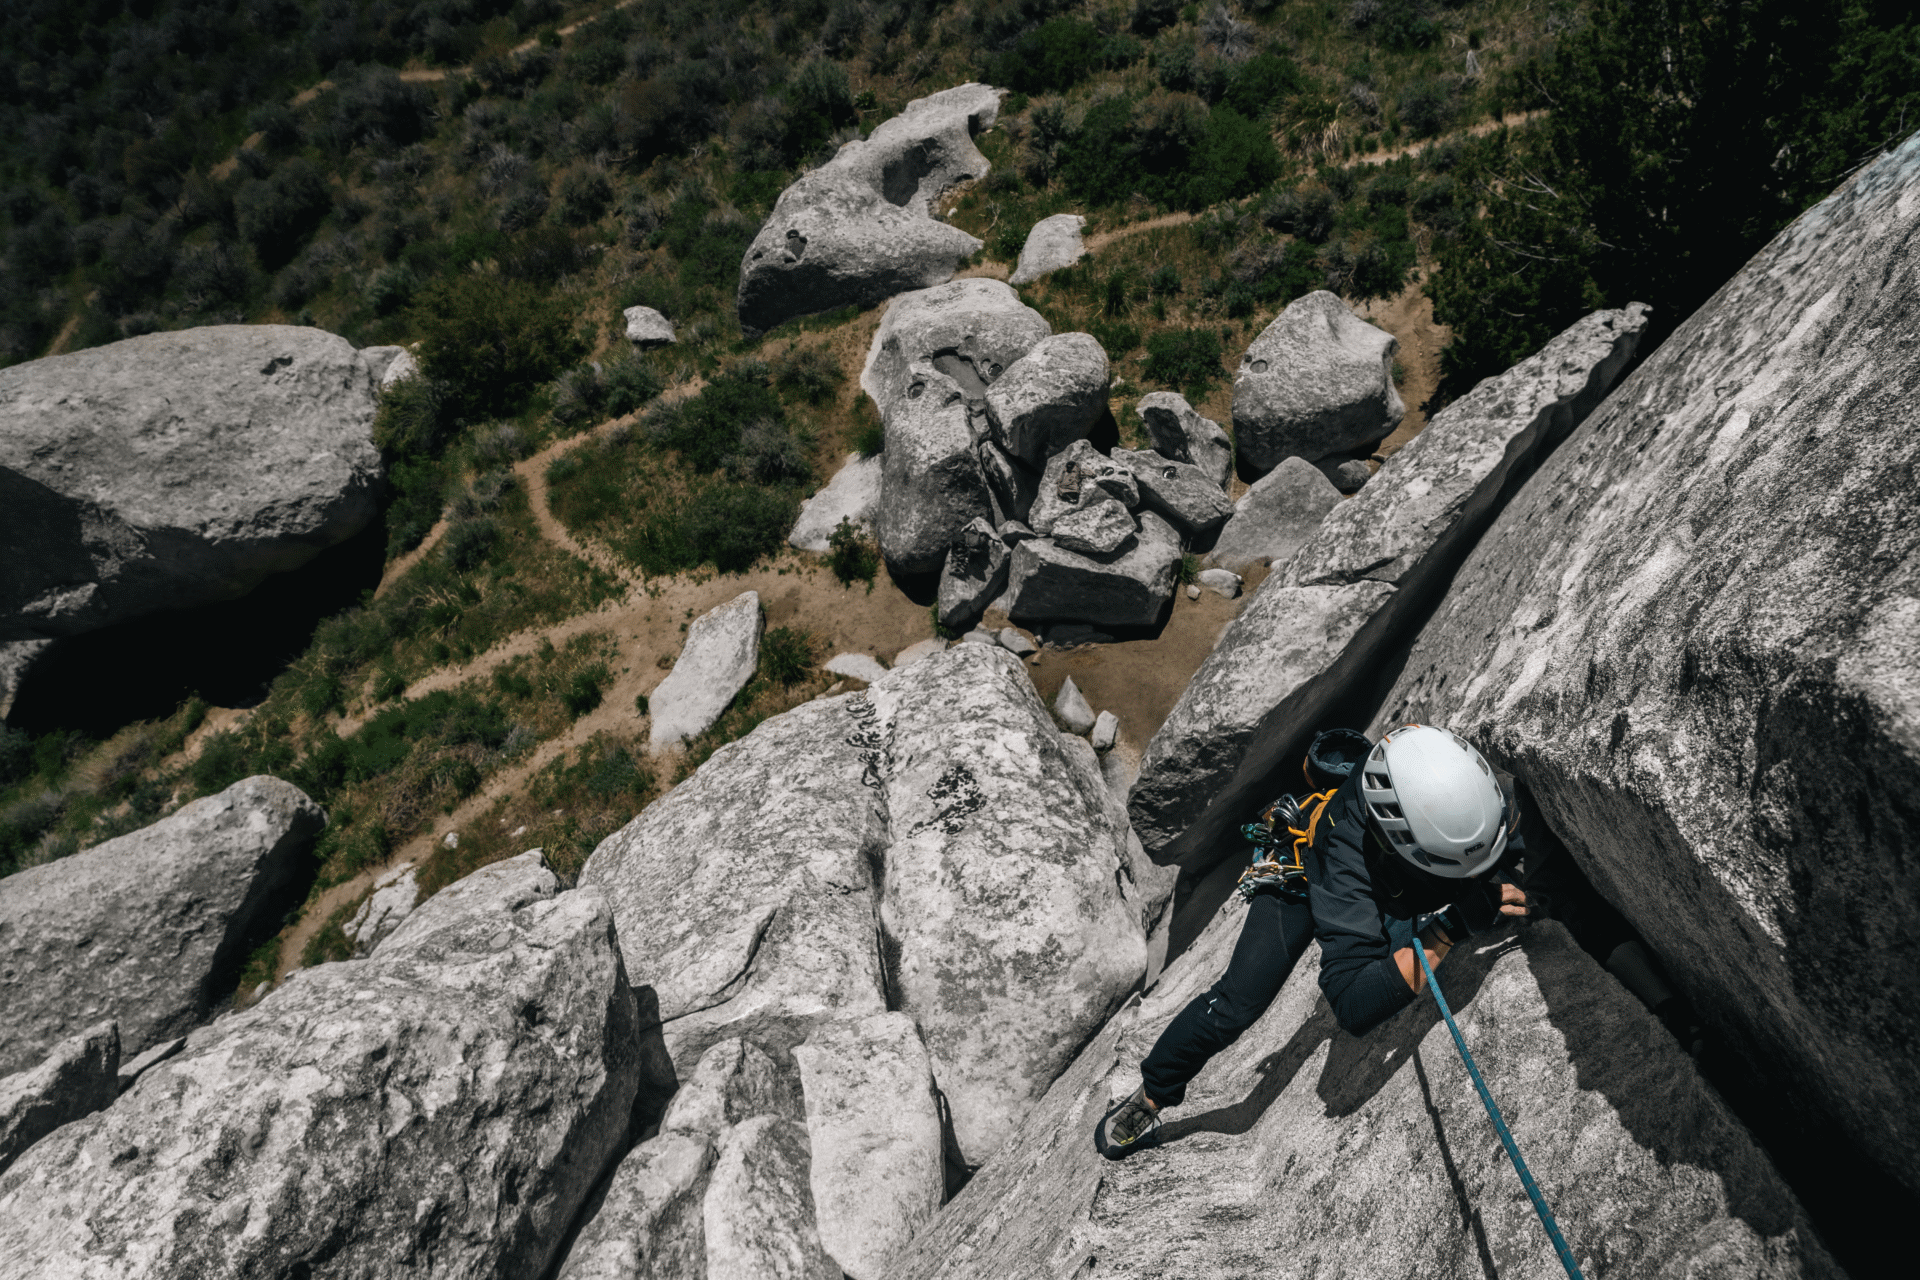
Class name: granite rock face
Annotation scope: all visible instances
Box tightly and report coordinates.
[792,1013,944,1280]
[1202,456,1341,573]
[860,278,1052,428]
[0,775,325,1074]
[738,84,1002,334]
[1027,439,1140,536]
[1007,511,1182,630]
[787,452,884,552]
[1132,304,1646,868]
[1231,291,1403,472]
[1050,498,1135,556]
[890,912,1841,1280]
[937,516,1012,630]
[1009,213,1087,285]
[1137,391,1232,489]
[0,851,641,1279]
[876,365,996,575]
[0,324,383,641]
[0,1021,118,1177]
[705,1116,841,1280]
[342,860,417,957]
[1373,134,1920,1200]
[1111,447,1234,541]
[984,332,1110,465]
[648,591,763,751]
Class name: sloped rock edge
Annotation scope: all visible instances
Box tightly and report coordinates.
[887,910,1840,1280]
[1128,306,1646,870]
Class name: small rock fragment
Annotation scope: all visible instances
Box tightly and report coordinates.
[623,305,676,347]
[1054,677,1096,735]
[1050,499,1137,556]
[893,637,948,668]
[998,628,1038,656]
[1196,568,1243,599]
[824,653,889,684]
[649,592,764,752]
[1090,711,1119,752]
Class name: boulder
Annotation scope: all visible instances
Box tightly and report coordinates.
[0,851,641,1278]
[978,440,1041,527]
[863,645,1149,1166]
[876,365,995,575]
[1316,453,1373,492]
[0,775,324,1074]
[937,517,1012,631]
[889,912,1841,1280]
[342,860,416,957]
[0,638,52,719]
[1202,456,1342,574]
[788,452,884,552]
[114,1037,182,1093]
[1196,567,1242,598]
[555,1130,712,1280]
[1231,290,1403,471]
[1111,447,1234,540]
[1007,511,1182,630]
[661,1037,805,1136]
[1131,305,1646,868]
[1137,391,1232,490]
[998,518,1037,545]
[624,305,677,347]
[984,332,1110,466]
[1028,439,1140,536]
[586,694,888,1086]
[893,637,948,667]
[0,325,383,642]
[1050,498,1136,556]
[1054,675,1096,735]
[998,627,1038,656]
[792,1013,945,1278]
[0,1021,118,1177]
[739,85,1003,334]
[1009,213,1087,285]
[358,344,406,382]
[823,652,890,684]
[704,1116,841,1279]
[1089,710,1119,752]
[648,591,763,751]
[378,347,420,388]
[1373,134,1920,1202]
[861,278,1051,425]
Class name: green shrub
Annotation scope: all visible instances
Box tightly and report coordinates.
[993,19,1124,94]
[828,517,880,587]
[627,482,799,576]
[648,371,785,473]
[853,420,885,457]
[760,626,816,686]
[1144,328,1225,398]
[1222,53,1305,120]
[1089,318,1142,360]
[301,672,345,719]
[772,346,844,404]
[190,731,254,796]
[444,518,498,572]
[235,158,332,269]
[410,275,587,421]
[552,166,614,226]
[0,724,31,786]
[562,664,610,717]
[1397,79,1454,139]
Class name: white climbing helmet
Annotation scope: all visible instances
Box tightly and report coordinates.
[1360,724,1507,879]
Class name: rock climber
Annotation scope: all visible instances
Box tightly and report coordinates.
[1100,722,1533,1156]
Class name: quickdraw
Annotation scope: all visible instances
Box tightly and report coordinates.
[1235,787,1338,904]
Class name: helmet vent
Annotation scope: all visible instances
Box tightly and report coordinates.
[1371,803,1403,821]
[1388,829,1414,846]
[1366,771,1392,791]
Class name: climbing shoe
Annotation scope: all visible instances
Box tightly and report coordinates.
[1099,1085,1161,1159]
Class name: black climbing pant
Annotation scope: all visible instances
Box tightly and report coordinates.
[1140,891,1318,1109]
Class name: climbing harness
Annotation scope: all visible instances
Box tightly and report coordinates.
[1235,788,1334,903]
[1416,941,1586,1280]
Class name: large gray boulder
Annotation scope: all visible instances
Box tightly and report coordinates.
[1231,290,1404,472]
[876,365,996,575]
[0,775,325,1075]
[0,851,642,1278]
[984,332,1110,466]
[738,84,1002,334]
[624,305,676,348]
[0,1021,118,1177]
[0,325,383,642]
[648,591,763,751]
[937,516,1011,630]
[1027,439,1140,536]
[585,694,888,1088]
[1202,455,1343,573]
[864,644,1148,1167]
[1111,447,1234,541]
[705,1116,841,1279]
[1007,511,1182,630]
[1009,213,1087,285]
[792,1013,944,1279]
[860,278,1052,427]
[1372,135,1920,1201]
[889,911,1841,1280]
[788,452,883,552]
[1137,391,1232,490]
[1131,304,1647,869]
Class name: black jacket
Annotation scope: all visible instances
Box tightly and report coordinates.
[1304,766,1523,1035]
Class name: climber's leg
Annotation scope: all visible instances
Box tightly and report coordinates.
[1138,891,1316,1109]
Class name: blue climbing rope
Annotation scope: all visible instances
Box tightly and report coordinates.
[1416,941,1587,1280]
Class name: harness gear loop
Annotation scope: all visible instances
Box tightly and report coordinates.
[1236,788,1337,903]
[1415,940,1586,1280]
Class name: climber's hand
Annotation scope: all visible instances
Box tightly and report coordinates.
[1497,881,1528,918]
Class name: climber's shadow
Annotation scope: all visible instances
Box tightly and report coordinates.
[1156,931,1517,1146]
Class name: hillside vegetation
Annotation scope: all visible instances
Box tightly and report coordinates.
[1,0,1915,985]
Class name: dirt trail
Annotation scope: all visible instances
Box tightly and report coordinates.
[1084,211,1195,253]
[1343,110,1546,169]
